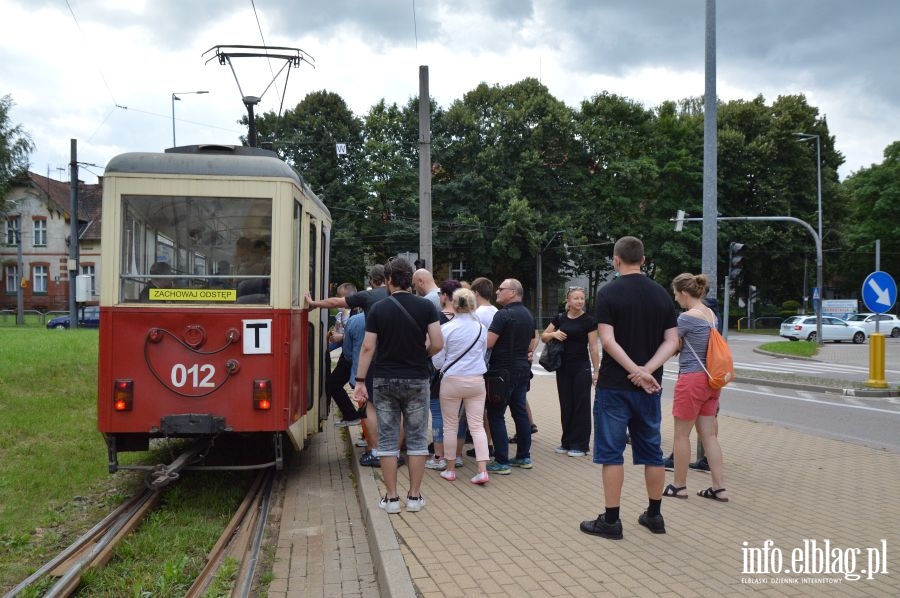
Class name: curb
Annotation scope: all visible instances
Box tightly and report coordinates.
[344,430,418,598]
[748,347,900,396]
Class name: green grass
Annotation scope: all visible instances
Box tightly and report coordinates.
[0,329,255,595]
[757,339,819,357]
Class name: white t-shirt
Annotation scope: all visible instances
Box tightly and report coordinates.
[475,304,498,329]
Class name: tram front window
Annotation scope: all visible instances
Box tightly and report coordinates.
[119,195,272,304]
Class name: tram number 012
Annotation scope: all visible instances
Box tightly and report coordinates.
[171,363,216,388]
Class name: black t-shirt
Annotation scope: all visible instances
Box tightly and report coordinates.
[346,286,388,316]
[488,301,535,373]
[595,274,677,389]
[550,311,597,363]
[366,291,440,379]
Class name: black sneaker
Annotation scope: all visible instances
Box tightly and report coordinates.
[531,424,538,434]
[689,456,710,472]
[638,511,666,534]
[663,453,674,471]
[509,435,518,444]
[579,514,623,540]
[359,451,380,467]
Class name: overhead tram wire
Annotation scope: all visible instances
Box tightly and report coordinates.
[249,0,287,137]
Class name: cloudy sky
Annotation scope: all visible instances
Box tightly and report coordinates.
[2,0,897,184]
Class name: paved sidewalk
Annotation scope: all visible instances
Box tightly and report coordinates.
[351,373,900,597]
[270,418,379,597]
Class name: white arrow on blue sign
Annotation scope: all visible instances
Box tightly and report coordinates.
[862,271,897,314]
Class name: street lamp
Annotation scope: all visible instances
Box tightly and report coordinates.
[171,91,209,147]
[795,132,824,344]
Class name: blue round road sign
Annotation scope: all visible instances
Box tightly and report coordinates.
[862,271,897,314]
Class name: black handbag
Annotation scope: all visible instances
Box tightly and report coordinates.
[539,338,564,372]
[484,369,511,406]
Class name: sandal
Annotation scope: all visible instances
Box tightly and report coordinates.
[697,487,729,502]
[663,484,688,499]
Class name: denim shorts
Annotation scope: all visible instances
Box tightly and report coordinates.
[373,378,430,457]
[592,387,664,466]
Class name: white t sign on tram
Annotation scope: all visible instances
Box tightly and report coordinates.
[336,143,347,156]
[862,271,897,314]
[243,319,273,354]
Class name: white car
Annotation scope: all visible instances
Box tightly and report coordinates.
[843,313,900,338]
[779,315,867,344]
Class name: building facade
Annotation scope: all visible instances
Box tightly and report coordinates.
[1,171,102,313]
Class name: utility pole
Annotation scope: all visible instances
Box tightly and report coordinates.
[69,139,79,329]
[418,66,433,271]
[702,0,718,297]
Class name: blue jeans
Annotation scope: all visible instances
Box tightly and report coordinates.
[486,372,531,464]
[592,386,663,466]
[373,378,430,457]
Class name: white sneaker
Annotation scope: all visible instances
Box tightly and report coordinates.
[406,494,426,512]
[425,457,447,470]
[454,456,464,467]
[440,470,456,481]
[354,438,368,448]
[567,450,586,457]
[378,495,401,514]
[470,471,489,485]
[554,446,569,454]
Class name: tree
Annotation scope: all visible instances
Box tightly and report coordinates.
[841,141,900,290]
[0,94,34,211]
[253,91,368,288]
[434,79,579,290]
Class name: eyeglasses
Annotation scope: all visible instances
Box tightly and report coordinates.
[497,287,510,292]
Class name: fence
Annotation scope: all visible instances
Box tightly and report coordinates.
[0,309,69,328]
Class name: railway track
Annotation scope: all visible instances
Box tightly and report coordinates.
[4,468,276,597]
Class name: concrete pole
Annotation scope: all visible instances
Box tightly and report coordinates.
[698,0,717,462]
[69,139,79,329]
[418,66,433,270]
[702,0,718,297]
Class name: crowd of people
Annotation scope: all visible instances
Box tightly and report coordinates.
[306,236,729,533]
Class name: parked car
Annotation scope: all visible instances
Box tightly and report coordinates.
[46,306,101,329]
[844,313,900,338]
[779,315,866,343]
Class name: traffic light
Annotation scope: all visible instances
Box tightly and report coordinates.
[729,242,750,299]
[728,242,745,281]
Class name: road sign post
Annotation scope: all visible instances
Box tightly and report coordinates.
[862,271,897,389]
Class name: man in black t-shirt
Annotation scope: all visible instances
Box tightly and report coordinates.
[353,257,442,514]
[580,236,679,541]
[485,278,537,475]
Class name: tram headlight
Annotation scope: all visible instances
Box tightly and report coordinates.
[253,379,272,410]
[114,379,134,411]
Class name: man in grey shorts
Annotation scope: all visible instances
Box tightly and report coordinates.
[353,257,443,513]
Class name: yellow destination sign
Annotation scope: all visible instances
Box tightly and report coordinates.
[149,288,237,302]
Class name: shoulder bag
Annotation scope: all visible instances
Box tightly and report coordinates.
[431,325,482,396]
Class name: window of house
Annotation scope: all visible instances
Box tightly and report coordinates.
[5,216,20,245]
[33,218,47,246]
[5,265,18,293]
[33,265,48,293]
[80,264,96,295]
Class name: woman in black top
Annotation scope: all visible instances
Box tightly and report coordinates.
[540,287,599,456]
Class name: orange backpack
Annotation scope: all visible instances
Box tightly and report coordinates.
[684,324,735,389]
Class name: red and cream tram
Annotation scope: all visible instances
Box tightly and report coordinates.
[97,145,331,471]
